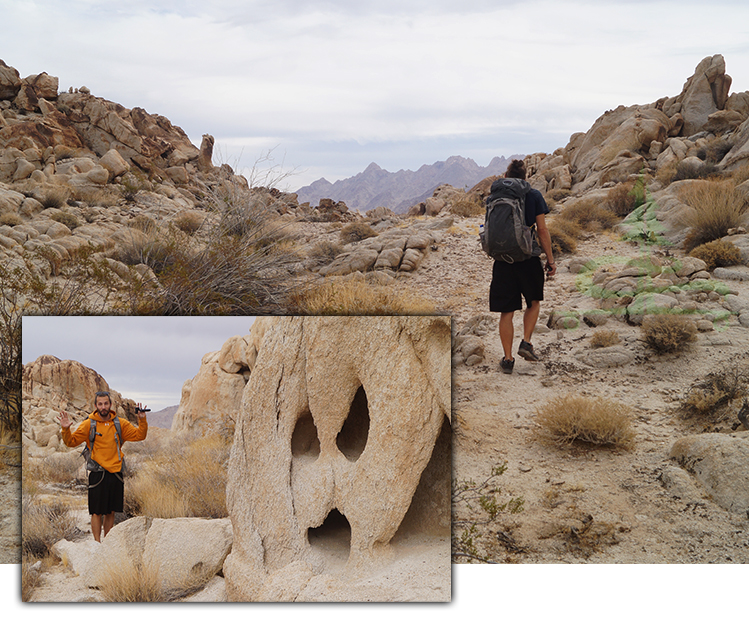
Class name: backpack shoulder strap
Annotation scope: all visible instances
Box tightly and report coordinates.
[88,418,97,447]
[113,417,123,447]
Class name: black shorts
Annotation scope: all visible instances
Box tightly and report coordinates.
[489,256,545,313]
[88,469,124,515]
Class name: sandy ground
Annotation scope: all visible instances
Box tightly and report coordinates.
[400,215,749,563]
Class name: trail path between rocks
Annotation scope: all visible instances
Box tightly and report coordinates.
[398,216,749,563]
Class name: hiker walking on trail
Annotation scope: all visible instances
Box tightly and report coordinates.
[486,159,556,374]
[57,391,148,542]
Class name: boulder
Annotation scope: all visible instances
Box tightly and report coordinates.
[670,433,749,513]
[677,55,732,136]
[0,59,21,100]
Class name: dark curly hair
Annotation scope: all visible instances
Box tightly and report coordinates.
[505,159,527,179]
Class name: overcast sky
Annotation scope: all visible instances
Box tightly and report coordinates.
[22,316,255,410]
[3,1,749,190]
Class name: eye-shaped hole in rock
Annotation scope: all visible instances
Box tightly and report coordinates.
[335,385,370,461]
[307,508,351,564]
[291,410,320,458]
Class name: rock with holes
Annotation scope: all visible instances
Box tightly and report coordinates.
[223,316,451,602]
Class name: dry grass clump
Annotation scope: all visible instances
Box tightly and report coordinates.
[0,212,23,226]
[641,314,698,354]
[49,211,80,230]
[128,214,159,235]
[450,194,485,217]
[125,434,230,519]
[40,187,70,210]
[292,278,436,315]
[173,211,206,235]
[679,180,749,251]
[22,495,79,558]
[688,239,742,270]
[671,159,721,182]
[340,222,378,244]
[547,218,579,254]
[589,330,620,348]
[558,198,619,231]
[534,394,635,449]
[307,239,343,266]
[697,138,734,165]
[97,561,163,602]
[606,180,646,217]
[679,360,749,423]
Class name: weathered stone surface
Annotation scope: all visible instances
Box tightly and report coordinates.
[224,316,451,602]
[625,292,679,324]
[670,433,749,513]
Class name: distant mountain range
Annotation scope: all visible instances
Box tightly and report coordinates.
[294,155,522,214]
[148,404,178,429]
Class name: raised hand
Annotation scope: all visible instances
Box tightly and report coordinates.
[57,409,72,429]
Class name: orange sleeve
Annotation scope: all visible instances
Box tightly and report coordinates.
[120,417,148,442]
[61,418,91,449]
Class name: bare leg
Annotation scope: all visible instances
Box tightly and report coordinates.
[523,300,541,343]
[103,512,115,538]
[499,312,515,361]
[91,514,103,542]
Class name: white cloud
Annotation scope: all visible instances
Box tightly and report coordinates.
[2,1,749,187]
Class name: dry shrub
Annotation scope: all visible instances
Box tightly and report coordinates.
[547,218,579,254]
[173,211,205,235]
[49,211,80,230]
[679,180,749,251]
[680,360,749,422]
[559,198,619,231]
[606,180,646,217]
[340,222,378,244]
[450,194,485,217]
[307,239,343,266]
[128,214,158,236]
[41,187,70,210]
[688,239,742,270]
[641,314,697,354]
[293,279,436,315]
[590,330,620,348]
[535,394,635,449]
[697,138,734,165]
[672,159,721,182]
[126,434,230,519]
[0,212,23,226]
[97,560,163,602]
[22,495,79,558]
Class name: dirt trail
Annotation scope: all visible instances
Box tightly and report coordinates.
[401,216,749,563]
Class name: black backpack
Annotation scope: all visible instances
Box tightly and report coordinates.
[480,178,538,263]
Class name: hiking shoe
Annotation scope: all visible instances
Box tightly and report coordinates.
[500,357,515,374]
[517,340,541,362]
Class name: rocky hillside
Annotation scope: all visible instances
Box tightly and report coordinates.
[295,155,519,213]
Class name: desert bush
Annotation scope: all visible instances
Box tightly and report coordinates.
[22,495,79,558]
[697,138,734,165]
[97,561,163,602]
[534,394,635,449]
[292,279,436,315]
[126,434,230,519]
[49,211,80,230]
[450,194,485,218]
[41,188,70,210]
[641,314,697,354]
[452,463,525,563]
[128,214,159,236]
[688,239,742,270]
[340,222,378,244]
[590,330,620,348]
[0,212,23,226]
[547,218,579,254]
[679,360,749,422]
[606,180,646,217]
[307,239,343,266]
[559,198,619,231]
[173,211,205,235]
[679,180,749,251]
[671,159,721,182]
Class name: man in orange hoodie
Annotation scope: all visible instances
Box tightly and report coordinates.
[58,391,148,542]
